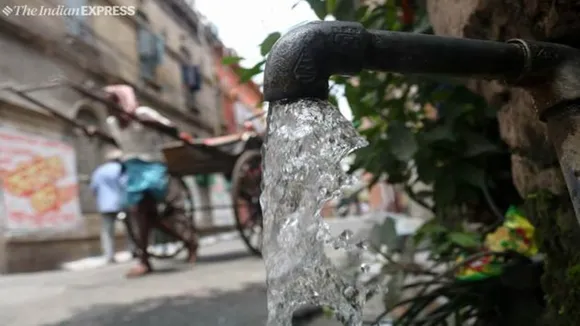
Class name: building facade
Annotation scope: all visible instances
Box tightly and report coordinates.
[213,44,264,134]
[0,0,225,273]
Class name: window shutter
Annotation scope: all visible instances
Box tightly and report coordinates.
[138,28,155,57]
[66,0,86,36]
[154,35,165,65]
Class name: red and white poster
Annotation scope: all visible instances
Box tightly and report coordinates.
[0,127,83,234]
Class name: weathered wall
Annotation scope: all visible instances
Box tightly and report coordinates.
[93,0,221,135]
[427,1,580,324]
[427,0,571,196]
[215,54,264,134]
[0,0,226,272]
[0,101,132,273]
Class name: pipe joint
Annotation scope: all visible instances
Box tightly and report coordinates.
[263,21,370,102]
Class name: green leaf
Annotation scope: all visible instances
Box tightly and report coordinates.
[237,60,266,83]
[326,0,337,14]
[387,122,417,161]
[369,218,398,249]
[322,306,334,318]
[328,94,339,107]
[416,221,447,237]
[422,124,455,143]
[355,5,369,21]
[333,0,357,21]
[330,75,348,84]
[221,56,243,66]
[448,232,480,248]
[304,0,328,19]
[384,6,400,30]
[434,173,456,206]
[434,241,452,254]
[360,6,385,28]
[414,149,440,183]
[463,132,501,157]
[414,190,433,200]
[412,14,432,34]
[455,164,485,187]
[260,32,281,56]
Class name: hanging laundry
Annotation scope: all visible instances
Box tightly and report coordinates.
[181,65,202,92]
[66,0,86,36]
[181,65,192,86]
[138,28,156,58]
[153,35,165,65]
[138,28,164,64]
[191,66,201,91]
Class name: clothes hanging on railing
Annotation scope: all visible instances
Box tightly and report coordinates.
[138,29,165,65]
[153,35,165,65]
[66,0,86,35]
[137,29,165,79]
[138,29,155,57]
[181,65,202,92]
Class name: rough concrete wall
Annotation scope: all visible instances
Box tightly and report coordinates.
[91,3,139,83]
[91,0,221,133]
[0,34,133,272]
[2,0,68,41]
[427,0,577,196]
[136,0,220,132]
[427,1,580,324]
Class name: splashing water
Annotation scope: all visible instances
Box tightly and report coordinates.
[261,98,369,326]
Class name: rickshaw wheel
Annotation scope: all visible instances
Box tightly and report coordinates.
[125,175,196,260]
[231,150,263,256]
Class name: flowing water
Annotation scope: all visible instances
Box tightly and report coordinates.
[261,98,369,326]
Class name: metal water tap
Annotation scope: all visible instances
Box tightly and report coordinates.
[263,21,580,222]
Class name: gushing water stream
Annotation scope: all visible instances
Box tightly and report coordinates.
[261,99,369,325]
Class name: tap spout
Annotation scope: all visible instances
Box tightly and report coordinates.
[263,21,372,103]
[263,21,578,103]
[262,20,580,226]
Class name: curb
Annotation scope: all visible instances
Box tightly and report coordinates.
[61,231,241,272]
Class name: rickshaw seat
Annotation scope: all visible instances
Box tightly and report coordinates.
[201,132,259,156]
[202,133,246,147]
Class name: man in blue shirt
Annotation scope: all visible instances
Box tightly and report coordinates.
[90,148,134,264]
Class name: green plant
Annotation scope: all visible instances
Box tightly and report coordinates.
[226,0,540,324]
[364,217,544,325]
[224,0,521,223]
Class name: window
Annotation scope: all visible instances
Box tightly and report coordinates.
[136,12,165,81]
[180,46,191,62]
[180,46,200,113]
[66,0,92,42]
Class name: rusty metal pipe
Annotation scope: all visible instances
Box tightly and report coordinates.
[264,21,528,102]
[263,20,580,222]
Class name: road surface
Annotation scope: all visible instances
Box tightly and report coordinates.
[0,216,383,326]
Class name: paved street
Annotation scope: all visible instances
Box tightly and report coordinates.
[0,216,382,326]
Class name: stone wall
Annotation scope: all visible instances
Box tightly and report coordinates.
[426,1,580,324]
[426,0,580,196]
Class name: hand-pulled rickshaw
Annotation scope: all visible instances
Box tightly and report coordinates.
[0,79,264,260]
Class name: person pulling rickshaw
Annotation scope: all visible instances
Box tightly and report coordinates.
[99,84,199,277]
